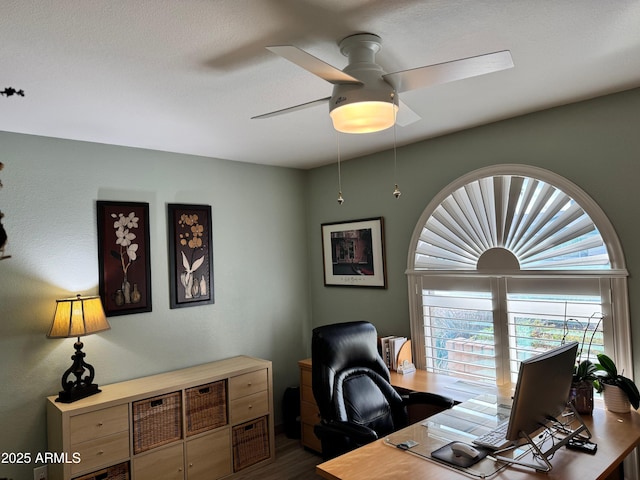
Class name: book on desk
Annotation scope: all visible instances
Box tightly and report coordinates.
[379,336,414,372]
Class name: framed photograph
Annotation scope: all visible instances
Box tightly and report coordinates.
[97,201,152,316]
[321,217,387,288]
[167,203,214,308]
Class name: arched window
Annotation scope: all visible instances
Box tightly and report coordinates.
[406,165,631,386]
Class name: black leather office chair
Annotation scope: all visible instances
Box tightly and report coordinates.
[312,321,454,459]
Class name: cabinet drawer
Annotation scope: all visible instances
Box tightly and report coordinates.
[186,428,232,479]
[230,391,269,425]
[300,366,312,387]
[301,383,316,404]
[302,422,322,453]
[70,431,129,476]
[70,404,129,445]
[300,400,320,425]
[133,443,184,480]
[229,369,267,400]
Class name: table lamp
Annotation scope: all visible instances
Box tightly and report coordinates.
[47,294,111,403]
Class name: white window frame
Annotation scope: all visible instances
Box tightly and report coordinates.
[406,164,632,382]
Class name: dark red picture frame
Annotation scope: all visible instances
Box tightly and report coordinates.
[97,201,152,316]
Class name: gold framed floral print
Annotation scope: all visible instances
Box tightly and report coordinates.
[167,204,214,308]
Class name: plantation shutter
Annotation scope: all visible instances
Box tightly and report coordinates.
[419,277,498,384]
[505,277,605,383]
[413,175,609,271]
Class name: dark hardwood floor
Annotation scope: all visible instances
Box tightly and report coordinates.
[233,432,324,480]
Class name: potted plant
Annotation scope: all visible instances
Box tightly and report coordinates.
[569,314,605,414]
[571,359,598,414]
[594,353,640,413]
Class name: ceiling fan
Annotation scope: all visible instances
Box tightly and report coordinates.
[253,33,513,134]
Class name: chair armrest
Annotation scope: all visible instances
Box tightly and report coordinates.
[401,391,455,424]
[402,391,455,409]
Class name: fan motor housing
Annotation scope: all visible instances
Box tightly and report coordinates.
[329,33,397,133]
[331,33,396,109]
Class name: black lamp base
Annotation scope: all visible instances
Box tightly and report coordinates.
[55,338,102,403]
[56,383,101,403]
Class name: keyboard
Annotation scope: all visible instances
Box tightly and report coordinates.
[472,421,512,450]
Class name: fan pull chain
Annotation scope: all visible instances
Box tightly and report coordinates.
[391,93,401,199]
[336,131,344,205]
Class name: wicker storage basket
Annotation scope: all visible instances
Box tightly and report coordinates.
[232,416,270,471]
[73,461,129,480]
[186,380,227,436]
[133,391,182,454]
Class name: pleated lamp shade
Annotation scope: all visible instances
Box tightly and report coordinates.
[47,295,110,338]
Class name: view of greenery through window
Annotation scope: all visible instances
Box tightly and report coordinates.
[423,290,604,384]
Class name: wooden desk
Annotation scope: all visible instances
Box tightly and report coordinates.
[316,408,640,480]
[388,368,511,403]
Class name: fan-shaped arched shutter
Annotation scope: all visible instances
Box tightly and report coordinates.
[411,167,618,272]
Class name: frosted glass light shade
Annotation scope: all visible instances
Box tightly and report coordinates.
[330,101,398,134]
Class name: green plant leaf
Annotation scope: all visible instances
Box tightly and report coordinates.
[574,360,598,383]
[618,377,640,410]
[581,360,597,377]
[596,353,618,377]
[593,379,603,393]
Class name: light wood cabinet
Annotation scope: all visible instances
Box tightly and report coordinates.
[71,430,129,477]
[185,429,231,479]
[133,443,184,480]
[229,370,268,399]
[298,358,322,453]
[69,404,129,444]
[47,356,274,480]
[230,391,269,425]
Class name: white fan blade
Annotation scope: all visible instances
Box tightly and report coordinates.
[396,99,421,127]
[252,97,330,120]
[383,50,513,93]
[266,45,362,85]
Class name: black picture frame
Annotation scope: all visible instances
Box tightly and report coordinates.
[321,217,387,288]
[97,201,152,316]
[167,203,214,308]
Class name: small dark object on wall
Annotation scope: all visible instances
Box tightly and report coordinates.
[0,162,10,260]
[1,87,25,97]
[0,212,9,260]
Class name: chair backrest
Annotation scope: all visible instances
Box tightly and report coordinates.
[312,321,405,433]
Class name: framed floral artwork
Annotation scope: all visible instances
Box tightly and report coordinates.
[97,201,152,316]
[167,203,214,308]
[321,217,387,288]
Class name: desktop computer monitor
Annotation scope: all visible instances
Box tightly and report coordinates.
[505,341,579,441]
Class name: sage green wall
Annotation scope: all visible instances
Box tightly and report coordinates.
[0,133,310,480]
[307,88,640,350]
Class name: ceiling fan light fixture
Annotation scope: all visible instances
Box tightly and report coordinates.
[330,101,398,134]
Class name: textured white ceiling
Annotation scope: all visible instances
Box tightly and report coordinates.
[2,0,640,169]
